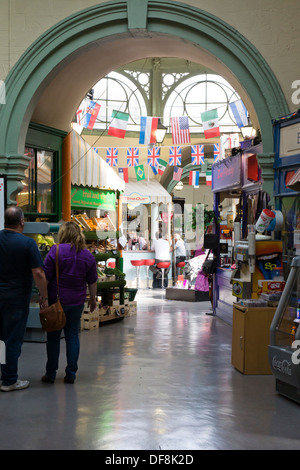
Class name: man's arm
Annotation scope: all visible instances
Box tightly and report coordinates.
[32,267,48,308]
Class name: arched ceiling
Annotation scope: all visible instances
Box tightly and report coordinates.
[32,33,259,132]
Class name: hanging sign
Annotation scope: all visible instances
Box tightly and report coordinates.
[71,186,116,211]
[279,122,300,158]
[212,154,242,192]
[0,175,7,230]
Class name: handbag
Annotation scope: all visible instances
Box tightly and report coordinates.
[201,249,217,275]
[39,245,66,332]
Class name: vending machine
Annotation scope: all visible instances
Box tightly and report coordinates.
[268,256,300,403]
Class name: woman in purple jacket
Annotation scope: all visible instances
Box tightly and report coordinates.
[42,221,98,384]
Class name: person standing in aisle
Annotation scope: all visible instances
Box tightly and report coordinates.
[42,221,98,384]
[150,231,171,287]
[174,233,187,265]
[0,206,48,392]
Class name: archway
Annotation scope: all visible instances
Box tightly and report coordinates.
[0,0,288,203]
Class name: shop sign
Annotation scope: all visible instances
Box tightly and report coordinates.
[212,154,242,192]
[122,192,151,205]
[280,122,300,158]
[71,185,115,211]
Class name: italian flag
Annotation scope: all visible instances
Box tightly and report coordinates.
[206,171,212,186]
[108,110,129,139]
[201,109,220,139]
[157,158,168,175]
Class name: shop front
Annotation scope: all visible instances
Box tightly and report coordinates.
[273,111,300,270]
[212,143,284,325]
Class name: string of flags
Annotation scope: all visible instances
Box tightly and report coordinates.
[77,98,249,188]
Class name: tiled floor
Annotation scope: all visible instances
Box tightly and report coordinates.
[1,289,300,450]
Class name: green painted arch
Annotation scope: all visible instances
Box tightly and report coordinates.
[0,0,289,201]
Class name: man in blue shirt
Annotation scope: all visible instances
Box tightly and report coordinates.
[0,206,48,391]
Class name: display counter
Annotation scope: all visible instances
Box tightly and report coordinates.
[122,250,173,288]
[214,267,236,325]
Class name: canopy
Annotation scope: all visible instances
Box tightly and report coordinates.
[70,130,125,192]
[286,167,300,192]
[122,178,172,205]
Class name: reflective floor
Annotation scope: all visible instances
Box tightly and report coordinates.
[1,289,300,450]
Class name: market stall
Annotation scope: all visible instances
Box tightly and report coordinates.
[212,143,284,325]
[121,178,173,288]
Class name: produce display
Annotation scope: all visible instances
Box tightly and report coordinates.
[32,233,55,249]
[72,214,115,232]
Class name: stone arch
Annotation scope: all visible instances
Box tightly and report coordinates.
[0,0,288,202]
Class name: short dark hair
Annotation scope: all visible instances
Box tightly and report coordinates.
[4,206,24,229]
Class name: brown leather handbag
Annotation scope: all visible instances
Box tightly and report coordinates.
[39,245,66,332]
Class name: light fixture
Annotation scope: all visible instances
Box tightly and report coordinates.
[174,181,183,191]
[155,119,168,144]
[241,118,256,139]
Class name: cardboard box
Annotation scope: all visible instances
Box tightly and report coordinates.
[231,279,252,299]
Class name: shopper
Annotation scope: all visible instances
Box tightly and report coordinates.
[150,232,171,287]
[0,206,48,392]
[42,221,98,384]
[174,233,187,265]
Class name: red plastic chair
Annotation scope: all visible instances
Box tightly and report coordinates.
[176,261,185,277]
[130,260,145,288]
[156,261,171,289]
[143,259,155,289]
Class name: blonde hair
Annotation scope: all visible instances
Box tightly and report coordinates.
[58,221,86,252]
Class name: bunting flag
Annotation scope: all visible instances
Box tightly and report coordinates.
[220,134,239,158]
[206,171,212,186]
[106,147,118,167]
[191,145,204,165]
[147,147,160,166]
[139,117,158,145]
[118,167,129,183]
[151,165,158,176]
[171,116,190,145]
[83,100,101,129]
[108,110,129,138]
[173,166,183,182]
[127,147,139,167]
[201,109,220,138]
[92,147,99,154]
[189,170,200,188]
[157,158,168,175]
[135,164,145,181]
[214,144,220,162]
[229,99,248,128]
[169,146,182,166]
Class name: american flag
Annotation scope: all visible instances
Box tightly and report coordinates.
[147,147,160,166]
[106,147,118,167]
[127,147,139,167]
[191,145,204,165]
[171,116,190,145]
[173,166,183,182]
[214,144,220,162]
[169,146,182,166]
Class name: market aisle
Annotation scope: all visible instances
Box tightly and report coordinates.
[1,289,300,450]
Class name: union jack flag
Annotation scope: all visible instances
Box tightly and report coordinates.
[214,144,220,162]
[106,147,118,167]
[147,147,160,166]
[169,146,182,166]
[191,145,204,165]
[127,147,139,167]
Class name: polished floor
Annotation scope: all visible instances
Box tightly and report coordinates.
[1,289,300,451]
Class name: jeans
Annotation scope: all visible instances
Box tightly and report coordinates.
[0,301,30,386]
[45,304,84,381]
